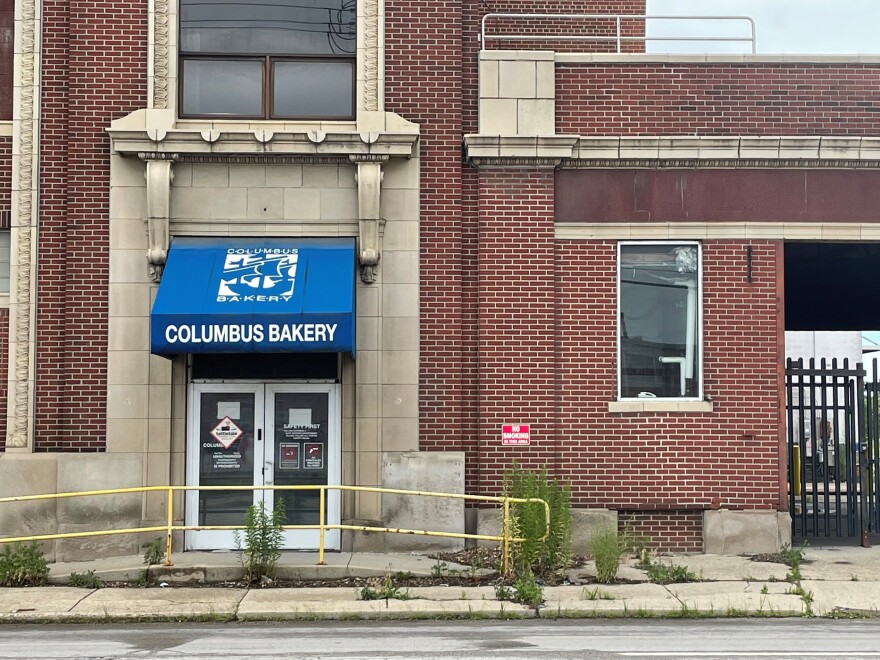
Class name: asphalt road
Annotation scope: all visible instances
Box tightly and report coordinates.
[3,620,880,659]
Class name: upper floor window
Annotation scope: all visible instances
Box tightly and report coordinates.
[179,0,356,120]
[618,242,702,400]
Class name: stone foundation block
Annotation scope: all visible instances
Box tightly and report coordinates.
[703,509,792,555]
[476,507,617,555]
[381,451,464,552]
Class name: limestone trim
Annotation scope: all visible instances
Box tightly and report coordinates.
[109,116,418,160]
[465,135,880,168]
[0,122,12,137]
[351,156,387,283]
[144,158,175,282]
[608,401,714,414]
[7,0,42,449]
[556,223,880,242]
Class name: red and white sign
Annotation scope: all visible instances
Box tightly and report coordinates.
[210,416,244,449]
[501,424,530,445]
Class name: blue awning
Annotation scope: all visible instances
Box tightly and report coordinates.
[150,237,356,355]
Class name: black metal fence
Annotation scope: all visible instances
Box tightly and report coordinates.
[785,358,877,545]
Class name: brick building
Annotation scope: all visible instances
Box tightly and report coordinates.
[2,0,880,557]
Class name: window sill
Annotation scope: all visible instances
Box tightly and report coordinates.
[608,400,714,414]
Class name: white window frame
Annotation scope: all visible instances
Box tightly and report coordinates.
[617,240,704,402]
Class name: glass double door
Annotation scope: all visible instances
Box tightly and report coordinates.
[185,383,340,550]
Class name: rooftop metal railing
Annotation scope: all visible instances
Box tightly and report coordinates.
[480,14,757,54]
[0,485,550,575]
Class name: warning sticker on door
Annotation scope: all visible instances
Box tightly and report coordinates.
[279,442,300,469]
[304,442,324,469]
[210,416,244,449]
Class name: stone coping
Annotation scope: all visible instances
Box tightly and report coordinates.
[480,50,880,65]
[465,135,880,168]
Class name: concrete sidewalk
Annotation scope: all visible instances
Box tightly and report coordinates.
[1,546,879,622]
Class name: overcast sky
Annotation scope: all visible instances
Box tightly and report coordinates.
[646,0,880,54]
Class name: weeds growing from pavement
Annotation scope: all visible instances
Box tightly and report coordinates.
[589,526,623,584]
[234,499,286,582]
[0,542,49,587]
[68,570,103,589]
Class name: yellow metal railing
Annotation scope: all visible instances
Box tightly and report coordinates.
[0,485,550,575]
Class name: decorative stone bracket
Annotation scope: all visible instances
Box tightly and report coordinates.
[108,109,419,283]
[351,155,387,284]
[143,155,176,282]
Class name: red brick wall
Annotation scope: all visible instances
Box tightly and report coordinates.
[388,0,646,490]
[385,0,466,458]
[35,0,146,450]
[557,65,880,135]
[619,510,703,553]
[0,0,11,120]
[554,240,782,511]
[477,169,558,491]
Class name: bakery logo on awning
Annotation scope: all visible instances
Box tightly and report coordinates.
[217,248,298,303]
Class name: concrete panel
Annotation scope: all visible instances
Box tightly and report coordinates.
[499,60,536,99]
[283,188,321,220]
[109,317,149,351]
[571,509,618,556]
[107,384,149,419]
[382,316,418,352]
[266,163,303,188]
[319,188,358,221]
[208,188,248,220]
[382,221,418,252]
[479,58,499,99]
[381,451,465,551]
[56,454,144,523]
[191,163,229,187]
[229,163,266,188]
[381,189,419,222]
[109,217,148,250]
[106,418,147,453]
[381,250,418,284]
[0,455,58,561]
[703,510,792,555]
[380,417,419,453]
[479,98,518,135]
[381,384,418,419]
[302,165,340,188]
[247,188,284,220]
[517,98,554,135]
[109,283,150,317]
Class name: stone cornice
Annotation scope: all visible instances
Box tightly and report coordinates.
[465,135,880,169]
[110,111,419,161]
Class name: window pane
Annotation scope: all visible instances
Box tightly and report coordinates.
[180,0,356,56]
[272,60,353,118]
[182,59,264,116]
[619,244,699,398]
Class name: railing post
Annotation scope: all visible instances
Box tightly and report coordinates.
[318,487,326,565]
[502,498,511,576]
[616,16,621,53]
[164,487,174,567]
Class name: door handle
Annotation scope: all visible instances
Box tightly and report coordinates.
[265,461,274,485]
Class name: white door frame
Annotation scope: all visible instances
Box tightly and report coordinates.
[185,382,341,551]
